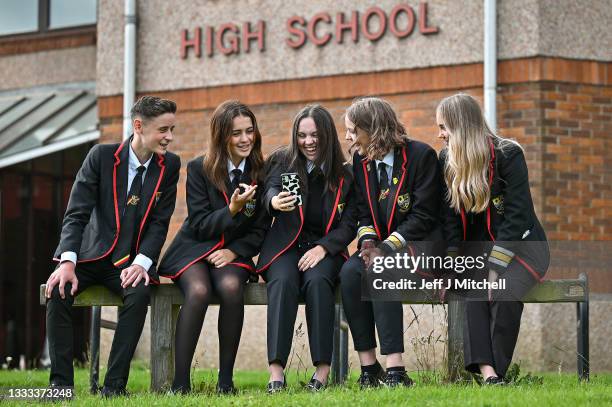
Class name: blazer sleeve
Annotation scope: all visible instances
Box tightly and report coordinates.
[224,194,271,259]
[263,154,283,216]
[488,146,535,273]
[353,152,379,247]
[315,183,358,256]
[439,149,463,254]
[380,146,441,253]
[186,159,240,241]
[57,144,101,254]
[138,155,181,263]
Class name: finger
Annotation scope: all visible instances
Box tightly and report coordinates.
[59,280,66,299]
[120,269,128,283]
[217,261,228,268]
[45,277,56,298]
[71,278,79,296]
[144,272,150,286]
[124,272,138,288]
[132,273,143,287]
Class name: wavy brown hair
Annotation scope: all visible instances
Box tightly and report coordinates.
[203,100,264,193]
[345,97,409,160]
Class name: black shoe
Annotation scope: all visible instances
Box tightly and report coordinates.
[167,385,190,395]
[384,370,414,388]
[216,382,237,395]
[100,386,129,398]
[305,373,326,392]
[357,369,386,389]
[267,374,286,394]
[484,376,505,386]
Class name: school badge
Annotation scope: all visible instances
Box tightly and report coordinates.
[127,195,140,206]
[492,195,504,214]
[154,192,162,204]
[243,198,257,217]
[397,192,411,212]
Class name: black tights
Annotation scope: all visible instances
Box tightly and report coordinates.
[172,261,248,391]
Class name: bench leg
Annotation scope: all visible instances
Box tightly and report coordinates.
[150,294,179,392]
[89,306,101,394]
[577,300,589,381]
[331,304,341,384]
[339,307,349,383]
[446,299,465,382]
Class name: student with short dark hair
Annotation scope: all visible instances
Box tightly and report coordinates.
[158,100,268,395]
[341,97,442,389]
[257,105,357,393]
[45,96,181,397]
[436,93,549,384]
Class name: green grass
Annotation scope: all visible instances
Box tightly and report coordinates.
[1,364,611,406]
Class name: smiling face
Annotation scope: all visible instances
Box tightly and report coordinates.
[436,110,449,147]
[134,112,175,155]
[296,117,319,162]
[228,115,254,165]
[344,115,370,156]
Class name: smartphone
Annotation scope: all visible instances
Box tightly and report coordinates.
[280,172,302,206]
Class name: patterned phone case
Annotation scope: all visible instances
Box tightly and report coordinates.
[281,172,302,206]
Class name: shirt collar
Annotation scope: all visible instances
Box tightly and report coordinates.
[375,150,394,169]
[227,158,246,174]
[129,143,153,172]
[306,160,325,174]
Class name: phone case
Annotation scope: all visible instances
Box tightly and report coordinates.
[281,172,302,206]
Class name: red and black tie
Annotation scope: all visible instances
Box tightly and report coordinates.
[112,165,145,268]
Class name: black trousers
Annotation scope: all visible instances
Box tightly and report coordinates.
[339,253,404,355]
[263,247,343,368]
[463,257,540,377]
[46,257,150,388]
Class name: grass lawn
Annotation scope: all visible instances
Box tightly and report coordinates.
[1,364,611,406]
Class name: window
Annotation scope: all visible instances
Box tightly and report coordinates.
[0,0,96,37]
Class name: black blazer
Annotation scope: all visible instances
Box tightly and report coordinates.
[256,152,357,273]
[439,142,549,278]
[158,156,270,279]
[53,138,181,282]
[354,139,443,253]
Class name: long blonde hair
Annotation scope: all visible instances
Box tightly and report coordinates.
[437,94,520,213]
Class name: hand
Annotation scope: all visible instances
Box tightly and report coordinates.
[271,191,297,212]
[229,184,257,216]
[361,247,383,269]
[120,264,150,288]
[46,261,78,299]
[206,249,238,268]
[487,269,498,301]
[298,245,327,272]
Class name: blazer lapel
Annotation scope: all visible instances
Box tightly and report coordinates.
[386,146,408,234]
[115,141,130,218]
[139,155,162,218]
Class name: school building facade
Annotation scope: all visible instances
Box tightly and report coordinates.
[0,0,610,372]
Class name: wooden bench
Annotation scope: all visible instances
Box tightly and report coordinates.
[40,273,589,391]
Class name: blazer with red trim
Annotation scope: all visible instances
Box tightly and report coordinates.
[354,139,443,253]
[439,142,549,277]
[53,139,181,282]
[256,152,357,273]
[158,155,270,279]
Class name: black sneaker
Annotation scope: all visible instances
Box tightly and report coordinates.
[384,370,414,388]
[100,386,129,398]
[357,369,386,389]
[305,373,326,392]
[484,376,505,386]
[216,382,237,395]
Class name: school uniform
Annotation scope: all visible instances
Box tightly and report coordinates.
[256,151,357,368]
[339,139,442,355]
[47,137,180,388]
[158,156,269,279]
[440,141,549,377]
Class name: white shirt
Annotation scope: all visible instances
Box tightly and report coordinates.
[60,143,154,271]
[306,160,324,174]
[375,150,394,185]
[227,158,246,182]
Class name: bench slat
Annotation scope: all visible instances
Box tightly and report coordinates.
[39,278,588,307]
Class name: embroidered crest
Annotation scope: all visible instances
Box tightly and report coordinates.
[337,202,346,215]
[397,192,411,212]
[366,163,371,171]
[243,198,257,217]
[492,195,504,214]
[127,195,140,206]
[378,188,390,201]
[392,177,399,185]
[155,192,162,204]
